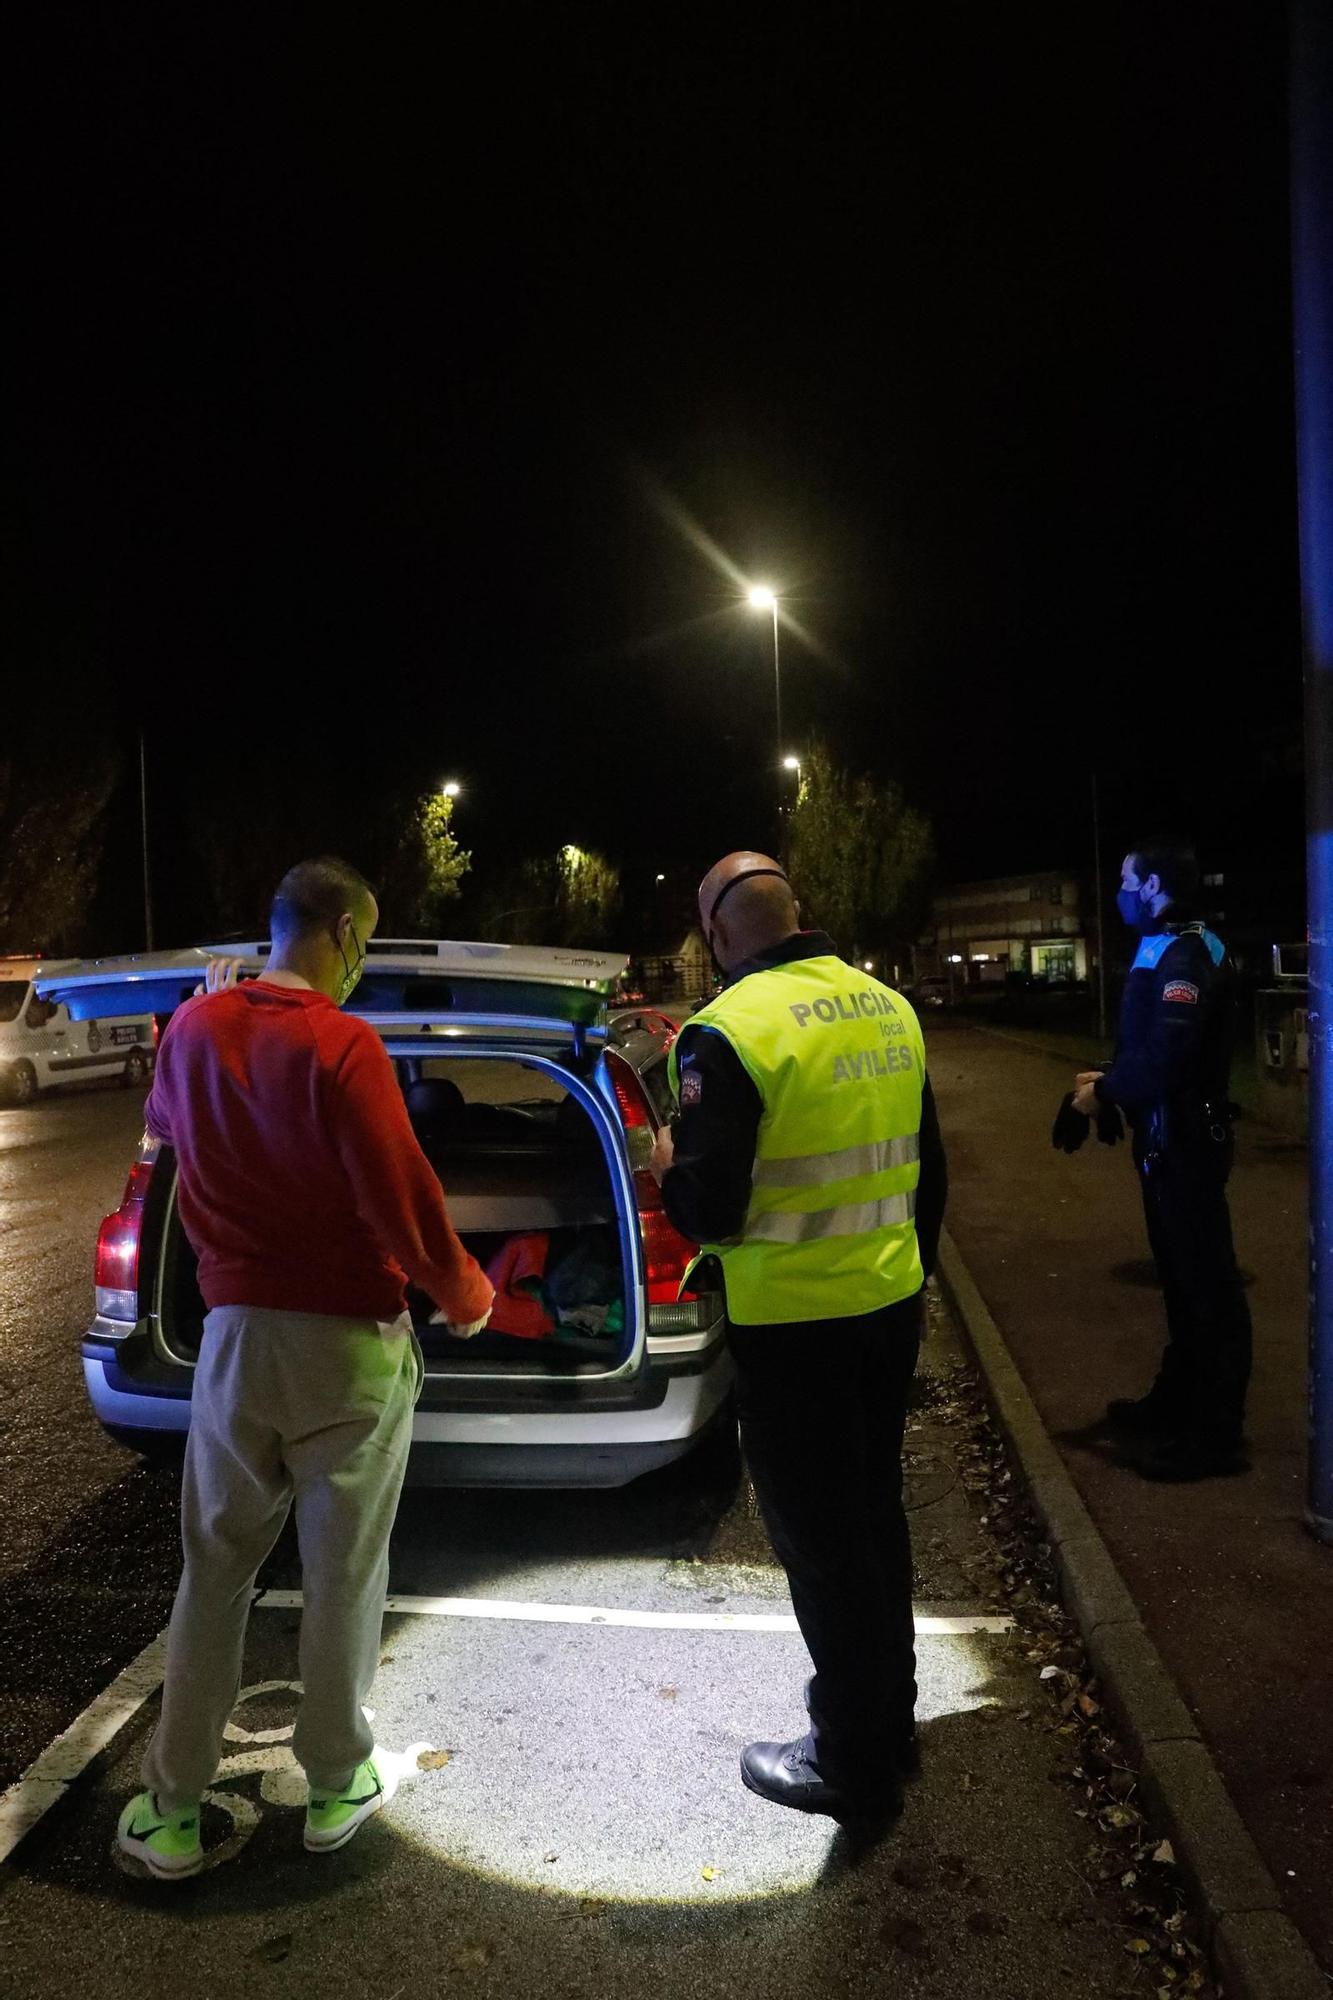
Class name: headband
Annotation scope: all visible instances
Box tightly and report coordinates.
[706,868,790,927]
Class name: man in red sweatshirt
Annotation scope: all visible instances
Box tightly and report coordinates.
[117,856,493,1881]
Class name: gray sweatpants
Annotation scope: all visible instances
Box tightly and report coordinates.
[143,1305,422,1812]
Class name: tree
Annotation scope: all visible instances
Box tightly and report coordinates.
[473,843,622,947]
[375,790,471,934]
[552,843,621,947]
[786,742,935,967]
[0,738,120,955]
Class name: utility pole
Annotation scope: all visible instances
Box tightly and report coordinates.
[139,726,155,953]
[1092,774,1108,1042]
[1292,0,1333,1543]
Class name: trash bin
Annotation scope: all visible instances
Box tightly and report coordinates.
[1255,943,1309,1141]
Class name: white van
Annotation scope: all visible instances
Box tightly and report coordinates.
[0,957,156,1105]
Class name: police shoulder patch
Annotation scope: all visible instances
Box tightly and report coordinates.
[1162,980,1200,1005]
[679,1066,703,1106]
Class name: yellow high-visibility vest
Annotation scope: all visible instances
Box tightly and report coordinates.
[668,954,926,1325]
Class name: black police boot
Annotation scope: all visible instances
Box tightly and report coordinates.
[1104,1394,1178,1440]
[740,1734,903,1828]
[1122,1430,1249,1482]
[803,1678,921,1779]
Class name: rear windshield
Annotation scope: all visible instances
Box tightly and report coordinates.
[0,982,28,1024]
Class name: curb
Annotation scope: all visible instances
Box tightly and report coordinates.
[935,1227,1328,2000]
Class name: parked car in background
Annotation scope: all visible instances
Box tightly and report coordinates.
[609,1005,681,1047]
[0,957,155,1105]
[38,940,734,1488]
[908,976,949,1009]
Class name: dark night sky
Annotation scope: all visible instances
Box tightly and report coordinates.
[13,5,1303,944]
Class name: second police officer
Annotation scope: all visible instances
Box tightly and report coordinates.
[1069,840,1252,1481]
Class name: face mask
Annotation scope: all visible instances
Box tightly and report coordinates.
[1116,886,1155,931]
[336,921,366,1005]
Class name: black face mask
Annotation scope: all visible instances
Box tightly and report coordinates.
[336,921,366,1005]
[1116,886,1157,931]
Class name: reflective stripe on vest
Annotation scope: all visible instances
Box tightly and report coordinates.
[751,1133,921,1189]
[746,1189,919,1244]
[669,953,927,1325]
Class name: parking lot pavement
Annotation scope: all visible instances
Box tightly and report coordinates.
[0,1296,1165,2000]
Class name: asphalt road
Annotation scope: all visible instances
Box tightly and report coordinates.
[0,1083,1208,1998]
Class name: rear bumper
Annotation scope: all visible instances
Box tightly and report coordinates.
[81,1343,734,1487]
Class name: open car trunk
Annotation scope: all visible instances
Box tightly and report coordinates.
[157,1052,637,1380]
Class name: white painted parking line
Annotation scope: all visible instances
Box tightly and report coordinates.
[253,1589,1015,1636]
[0,1633,167,1865]
[0,1595,1014,1867]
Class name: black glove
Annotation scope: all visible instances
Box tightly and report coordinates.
[1051,1092,1090,1153]
[1094,1100,1125,1146]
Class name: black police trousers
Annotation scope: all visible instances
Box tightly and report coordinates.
[727,1291,922,1801]
[1136,1136,1252,1447]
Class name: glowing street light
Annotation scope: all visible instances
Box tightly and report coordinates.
[748,584,784,832]
[655,873,666,884]
[782,755,800,772]
[441,779,462,799]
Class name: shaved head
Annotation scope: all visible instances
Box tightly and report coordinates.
[699,851,800,971]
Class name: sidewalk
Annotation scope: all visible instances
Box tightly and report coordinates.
[927,1023,1331,1979]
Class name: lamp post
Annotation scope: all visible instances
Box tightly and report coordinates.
[440,779,461,800]
[748,586,782,763]
[1293,0,1333,1543]
[139,725,154,952]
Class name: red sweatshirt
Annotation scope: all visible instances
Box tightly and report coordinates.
[144,979,493,1323]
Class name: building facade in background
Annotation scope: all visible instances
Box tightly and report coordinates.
[915,872,1090,989]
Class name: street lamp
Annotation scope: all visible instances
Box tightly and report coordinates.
[747,585,782,767]
[441,779,462,799]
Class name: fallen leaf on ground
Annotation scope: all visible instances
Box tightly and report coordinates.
[451,1939,496,1971]
[880,1917,929,1956]
[701,1866,719,1881]
[248,1935,293,1965]
[1152,1840,1176,1866]
[1124,1937,1153,1957]
[543,1851,559,1864]
[579,1898,606,1919]
[417,1749,451,1770]
[658,1687,678,1701]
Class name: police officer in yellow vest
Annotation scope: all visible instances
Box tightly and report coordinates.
[651,852,947,1830]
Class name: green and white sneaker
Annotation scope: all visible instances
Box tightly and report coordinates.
[116,1790,204,1880]
[304,1756,396,1853]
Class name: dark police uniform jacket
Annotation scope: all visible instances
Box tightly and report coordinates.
[1094,918,1235,1152]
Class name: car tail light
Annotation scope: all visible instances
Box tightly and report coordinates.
[607,1054,700,1310]
[94,1145,157,1324]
